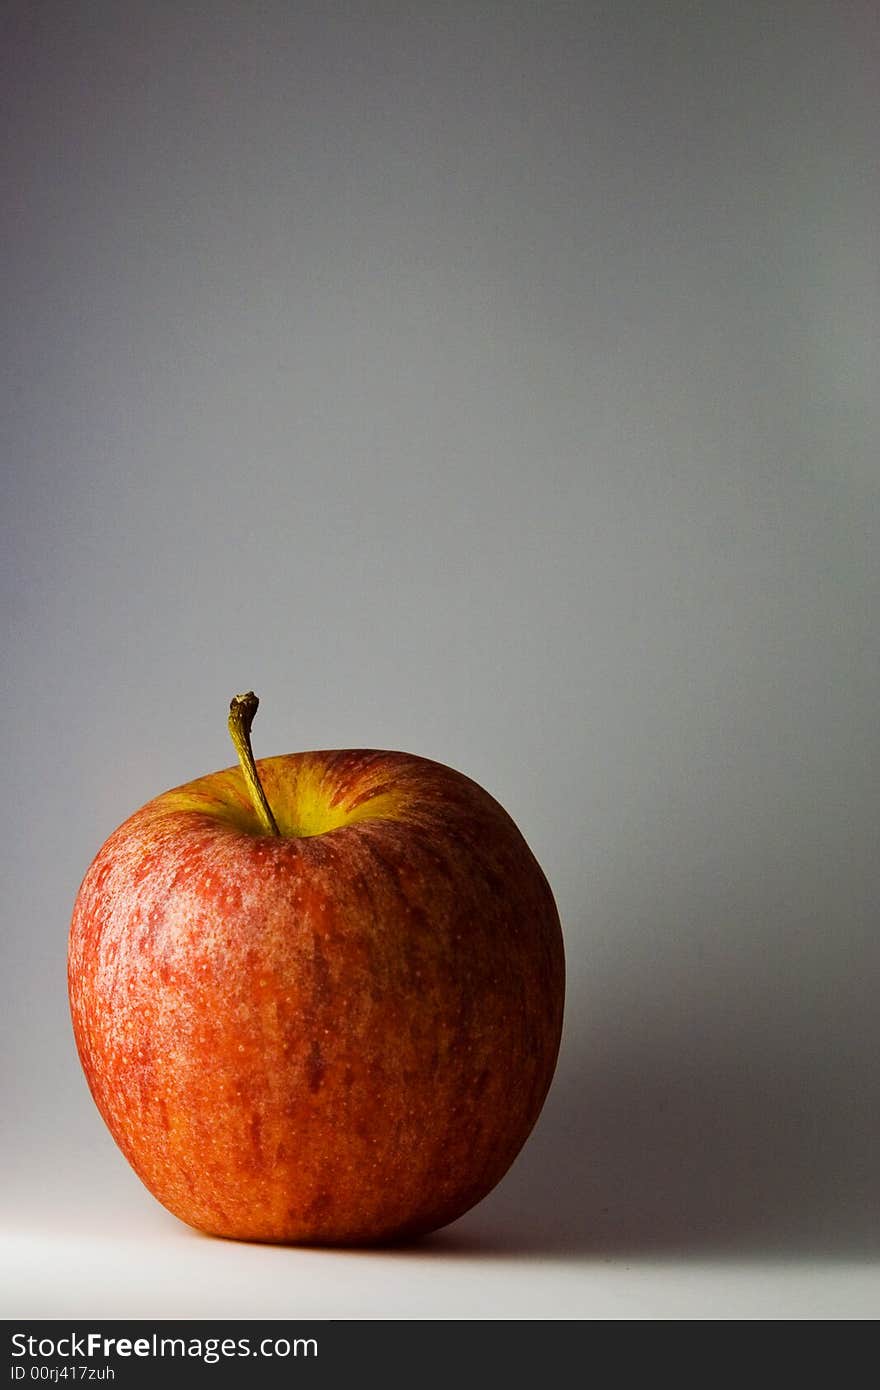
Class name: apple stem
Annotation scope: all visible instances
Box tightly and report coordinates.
[227,692,281,837]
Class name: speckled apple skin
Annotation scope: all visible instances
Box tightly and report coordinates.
[68,750,565,1244]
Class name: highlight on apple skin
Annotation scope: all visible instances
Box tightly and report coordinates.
[68,694,565,1245]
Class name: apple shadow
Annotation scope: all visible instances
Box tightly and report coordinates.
[435,878,880,1262]
[436,1050,880,1262]
[164,834,878,1267]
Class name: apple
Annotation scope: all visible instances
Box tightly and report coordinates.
[68,693,565,1244]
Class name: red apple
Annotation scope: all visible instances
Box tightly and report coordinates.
[68,694,565,1244]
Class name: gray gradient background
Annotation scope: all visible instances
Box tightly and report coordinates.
[2,1,879,1318]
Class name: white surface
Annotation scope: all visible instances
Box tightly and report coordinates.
[4,1201,878,1322]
